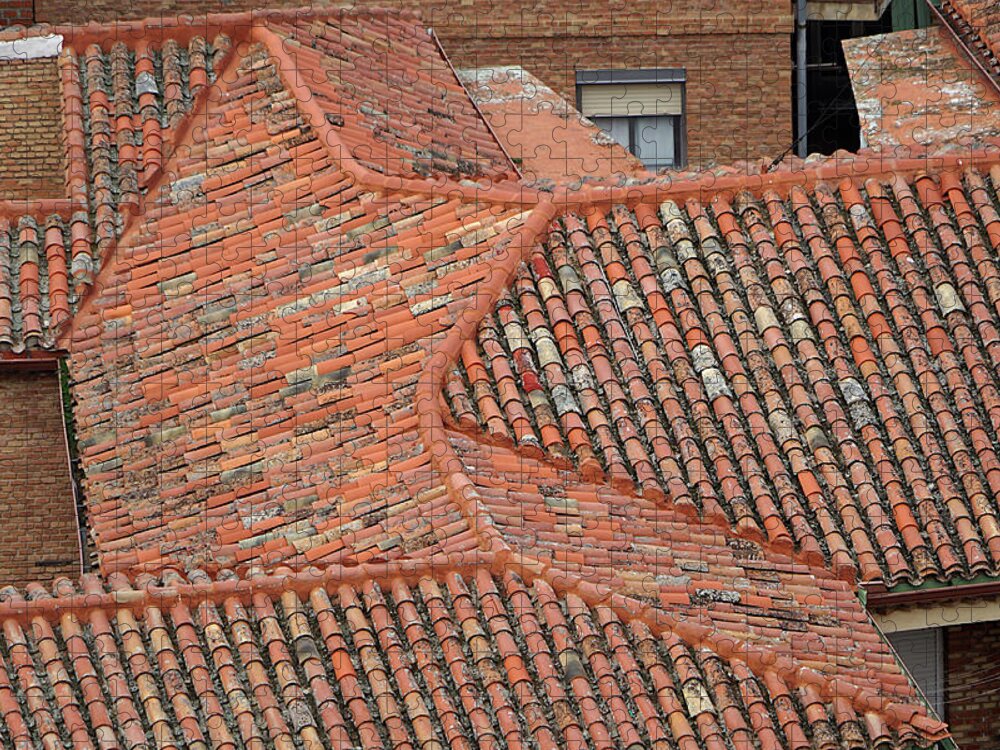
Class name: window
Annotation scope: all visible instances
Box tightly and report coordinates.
[886,629,944,718]
[576,69,685,170]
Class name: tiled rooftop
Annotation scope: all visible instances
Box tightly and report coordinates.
[844,0,1000,154]
[457,66,646,184]
[447,168,1000,587]
[67,33,527,572]
[266,14,514,182]
[843,26,1000,152]
[0,564,938,750]
[0,4,996,747]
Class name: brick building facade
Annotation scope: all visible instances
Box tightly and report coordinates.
[0,56,64,200]
[10,0,794,168]
[945,620,1000,750]
[0,369,81,587]
[0,0,31,27]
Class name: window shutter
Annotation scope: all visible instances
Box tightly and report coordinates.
[580,83,683,117]
[886,629,944,718]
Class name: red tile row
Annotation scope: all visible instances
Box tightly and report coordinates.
[0,565,929,750]
[0,214,79,351]
[448,168,1000,585]
[67,33,231,262]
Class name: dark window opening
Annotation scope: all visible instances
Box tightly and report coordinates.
[794,1,932,156]
[886,628,945,719]
[60,359,94,572]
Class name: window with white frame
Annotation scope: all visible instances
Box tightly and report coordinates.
[576,69,686,170]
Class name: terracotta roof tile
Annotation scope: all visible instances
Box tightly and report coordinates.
[0,6,992,747]
[449,169,1000,587]
[0,564,942,750]
[843,26,1000,154]
[71,33,232,258]
[63,31,529,572]
[0,214,80,351]
[457,66,645,184]
[267,12,514,181]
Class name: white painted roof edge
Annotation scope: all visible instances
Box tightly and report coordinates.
[0,34,63,62]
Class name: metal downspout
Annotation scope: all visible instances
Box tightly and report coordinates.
[795,0,808,157]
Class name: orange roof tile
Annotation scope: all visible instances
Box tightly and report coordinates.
[457,66,646,184]
[2,5,998,747]
[844,26,1000,152]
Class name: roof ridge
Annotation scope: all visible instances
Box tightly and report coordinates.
[53,30,243,346]
[416,198,559,559]
[0,198,78,221]
[563,141,1000,208]
[253,25,537,206]
[0,553,493,621]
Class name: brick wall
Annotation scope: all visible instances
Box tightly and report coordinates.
[25,0,793,167]
[0,0,32,27]
[946,620,1000,750]
[446,33,793,166]
[0,369,81,588]
[31,0,791,30]
[0,57,65,200]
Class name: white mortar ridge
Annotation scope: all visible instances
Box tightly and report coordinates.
[0,35,63,62]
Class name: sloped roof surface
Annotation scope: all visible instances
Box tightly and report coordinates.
[843,0,1000,153]
[0,5,992,748]
[448,168,1000,587]
[457,66,646,183]
[267,13,514,181]
[0,30,229,354]
[844,26,1000,152]
[70,32,232,260]
[68,35,522,572]
[0,560,940,750]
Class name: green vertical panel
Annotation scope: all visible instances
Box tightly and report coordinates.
[892,0,917,31]
[891,0,934,31]
[916,0,932,27]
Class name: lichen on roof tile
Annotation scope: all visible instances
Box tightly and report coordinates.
[0,6,993,748]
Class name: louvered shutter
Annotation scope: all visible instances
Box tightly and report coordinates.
[579,83,683,117]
